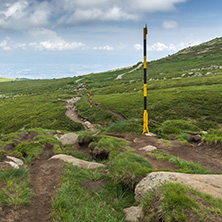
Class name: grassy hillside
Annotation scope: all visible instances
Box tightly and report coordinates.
[0,77,16,82]
[76,37,222,130]
[0,37,222,134]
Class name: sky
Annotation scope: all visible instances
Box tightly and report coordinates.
[0,0,221,79]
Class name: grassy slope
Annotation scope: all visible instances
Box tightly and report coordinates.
[0,77,16,82]
[76,37,222,130]
[0,78,84,134]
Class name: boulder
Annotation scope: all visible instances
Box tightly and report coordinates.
[135,172,222,202]
[139,145,157,152]
[55,133,78,145]
[49,154,105,169]
[124,206,143,222]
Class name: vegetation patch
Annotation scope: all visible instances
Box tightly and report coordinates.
[52,165,135,222]
[106,118,142,134]
[202,128,222,144]
[0,167,32,208]
[148,150,212,174]
[142,182,222,222]
[109,151,153,189]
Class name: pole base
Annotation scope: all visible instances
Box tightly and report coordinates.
[143,110,150,134]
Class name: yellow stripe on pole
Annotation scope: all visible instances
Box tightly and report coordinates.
[144,56,147,68]
[144,84,147,97]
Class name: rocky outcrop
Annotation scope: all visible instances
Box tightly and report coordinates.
[135,172,222,202]
[49,154,105,169]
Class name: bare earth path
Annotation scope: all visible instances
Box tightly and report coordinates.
[66,97,97,131]
[2,145,64,222]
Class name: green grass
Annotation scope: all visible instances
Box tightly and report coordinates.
[0,128,63,162]
[52,165,135,222]
[142,182,222,222]
[202,128,222,144]
[106,118,142,134]
[0,167,32,208]
[0,77,16,82]
[148,150,213,174]
[109,151,153,189]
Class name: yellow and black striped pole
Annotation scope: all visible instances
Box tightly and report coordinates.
[143,25,150,134]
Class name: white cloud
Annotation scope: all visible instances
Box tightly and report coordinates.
[29,39,85,51]
[92,45,114,51]
[0,38,12,50]
[134,44,143,51]
[162,20,178,29]
[0,0,50,30]
[0,0,187,29]
[147,40,202,52]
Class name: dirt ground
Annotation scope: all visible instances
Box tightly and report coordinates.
[122,133,222,173]
[1,132,221,221]
[1,144,64,222]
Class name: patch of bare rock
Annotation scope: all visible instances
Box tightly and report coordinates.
[135,172,222,202]
[54,133,78,145]
[49,154,105,169]
[124,172,222,221]
[0,156,24,170]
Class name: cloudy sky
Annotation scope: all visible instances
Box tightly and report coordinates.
[0,0,221,79]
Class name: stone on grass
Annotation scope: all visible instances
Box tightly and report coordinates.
[139,145,157,152]
[5,161,19,169]
[144,132,156,137]
[6,156,24,166]
[124,206,143,222]
[56,133,78,145]
[135,172,222,202]
[49,154,105,169]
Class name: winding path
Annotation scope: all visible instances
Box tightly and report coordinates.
[65,97,97,131]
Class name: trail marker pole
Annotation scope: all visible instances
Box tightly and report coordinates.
[143,25,150,134]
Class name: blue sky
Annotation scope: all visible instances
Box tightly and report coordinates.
[0,0,221,79]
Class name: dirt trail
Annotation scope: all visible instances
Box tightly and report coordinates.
[2,145,64,222]
[114,63,142,80]
[107,133,222,173]
[66,97,97,131]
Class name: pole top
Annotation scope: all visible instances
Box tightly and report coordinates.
[144,24,147,39]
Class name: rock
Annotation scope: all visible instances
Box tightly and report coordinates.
[144,133,156,137]
[124,206,143,222]
[189,135,201,143]
[135,172,222,202]
[56,133,78,145]
[49,154,105,169]
[5,161,19,169]
[139,145,157,152]
[6,156,24,166]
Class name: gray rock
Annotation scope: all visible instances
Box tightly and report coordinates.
[135,172,222,202]
[124,206,143,222]
[49,154,105,169]
[5,161,19,169]
[56,133,79,145]
[139,145,157,152]
[6,156,24,166]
